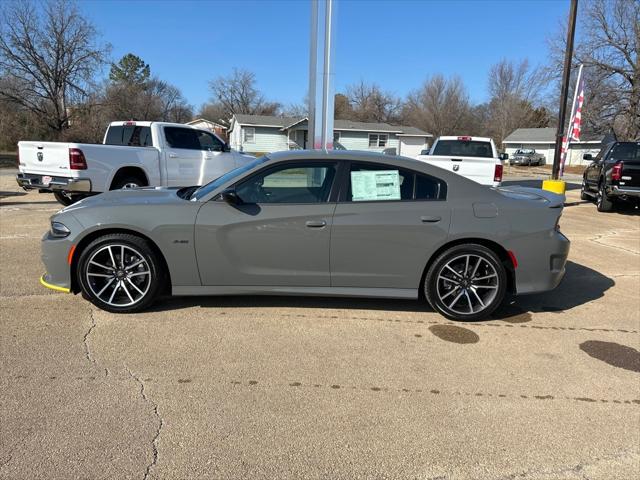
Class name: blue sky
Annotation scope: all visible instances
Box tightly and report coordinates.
[81,0,570,110]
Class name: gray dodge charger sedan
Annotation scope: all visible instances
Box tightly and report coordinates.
[40,150,569,321]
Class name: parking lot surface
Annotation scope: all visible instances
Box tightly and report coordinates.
[1,170,639,479]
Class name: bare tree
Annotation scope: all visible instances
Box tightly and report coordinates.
[485,59,549,145]
[209,68,280,117]
[346,81,401,123]
[0,0,110,132]
[402,75,474,137]
[548,0,639,139]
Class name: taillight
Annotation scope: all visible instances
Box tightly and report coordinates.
[16,148,20,167]
[611,161,623,181]
[69,148,87,170]
[457,136,472,141]
[494,163,503,183]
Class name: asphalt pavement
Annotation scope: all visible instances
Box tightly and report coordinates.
[1,169,639,479]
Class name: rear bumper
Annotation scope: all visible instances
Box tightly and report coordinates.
[16,173,91,192]
[609,185,640,198]
[513,230,570,295]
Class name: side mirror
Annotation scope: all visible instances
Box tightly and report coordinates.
[220,188,242,205]
[499,153,509,161]
[583,153,593,161]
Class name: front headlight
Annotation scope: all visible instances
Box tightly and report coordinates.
[50,221,71,238]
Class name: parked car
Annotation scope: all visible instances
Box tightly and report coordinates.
[416,136,507,187]
[580,141,640,211]
[16,121,254,205]
[40,150,569,321]
[509,148,545,166]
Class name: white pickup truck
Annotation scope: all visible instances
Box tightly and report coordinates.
[416,136,507,187]
[16,121,254,205]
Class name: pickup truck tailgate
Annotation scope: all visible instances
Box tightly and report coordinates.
[417,155,498,185]
[621,161,640,188]
[18,141,72,176]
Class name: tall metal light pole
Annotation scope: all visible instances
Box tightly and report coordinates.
[551,0,579,181]
[308,0,335,150]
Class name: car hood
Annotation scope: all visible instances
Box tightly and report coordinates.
[60,187,187,213]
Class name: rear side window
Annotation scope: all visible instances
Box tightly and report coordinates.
[433,140,493,158]
[105,126,152,147]
[609,143,640,164]
[347,162,446,202]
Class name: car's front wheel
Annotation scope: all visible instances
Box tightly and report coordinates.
[425,244,507,321]
[77,233,164,313]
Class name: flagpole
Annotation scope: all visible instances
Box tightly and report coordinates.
[560,63,583,177]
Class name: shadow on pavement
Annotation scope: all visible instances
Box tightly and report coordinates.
[153,261,613,323]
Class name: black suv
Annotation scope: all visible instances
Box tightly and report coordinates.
[581,141,640,212]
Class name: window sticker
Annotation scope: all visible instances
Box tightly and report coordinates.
[351,170,401,201]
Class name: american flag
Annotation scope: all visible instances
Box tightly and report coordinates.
[560,65,585,176]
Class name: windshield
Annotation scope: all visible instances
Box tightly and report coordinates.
[432,140,493,158]
[190,157,267,201]
[515,149,534,155]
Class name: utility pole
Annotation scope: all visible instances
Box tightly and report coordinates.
[308,0,335,150]
[549,0,579,185]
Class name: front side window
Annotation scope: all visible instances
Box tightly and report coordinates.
[348,162,446,202]
[235,162,337,204]
[164,127,200,150]
[368,133,388,148]
[244,127,255,143]
[197,131,224,151]
[333,131,341,143]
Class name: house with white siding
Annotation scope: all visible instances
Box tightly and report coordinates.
[228,114,432,157]
[503,127,605,166]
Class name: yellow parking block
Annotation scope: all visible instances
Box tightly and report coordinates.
[542,179,566,195]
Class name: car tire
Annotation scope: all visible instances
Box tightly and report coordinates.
[53,191,86,206]
[111,175,146,190]
[596,181,614,212]
[580,179,591,201]
[77,233,164,313]
[424,244,507,321]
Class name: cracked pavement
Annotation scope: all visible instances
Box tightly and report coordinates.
[1,173,639,479]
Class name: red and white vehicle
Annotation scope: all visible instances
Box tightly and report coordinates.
[416,136,507,187]
[16,121,254,205]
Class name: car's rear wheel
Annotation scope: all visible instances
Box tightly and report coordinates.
[111,175,146,190]
[425,244,507,321]
[596,181,614,212]
[53,191,86,206]
[77,233,164,313]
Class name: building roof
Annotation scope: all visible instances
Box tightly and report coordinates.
[186,118,228,129]
[504,127,605,144]
[232,114,430,136]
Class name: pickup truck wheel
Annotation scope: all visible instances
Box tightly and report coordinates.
[77,233,164,313]
[53,191,86,206]
[424,244,507,321]
[111,176,146,190]
[580,179,591,201]
[596,182,614,212]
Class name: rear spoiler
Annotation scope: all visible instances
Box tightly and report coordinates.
[496,186,565,208]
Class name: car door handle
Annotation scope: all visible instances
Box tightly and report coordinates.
[168,152,178,158]
[305,220,327,228]
[421,216,441,223]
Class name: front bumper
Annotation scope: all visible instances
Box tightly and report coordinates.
[40,273,70,293]
[17,173,91,192]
